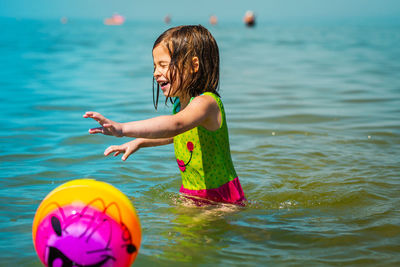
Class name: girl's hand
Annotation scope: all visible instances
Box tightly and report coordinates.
[83,111,123,137]
[104,140,141,161]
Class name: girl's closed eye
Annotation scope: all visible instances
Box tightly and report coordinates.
[160,62,169,68]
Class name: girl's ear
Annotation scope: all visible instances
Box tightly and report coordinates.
[192,57,199,73]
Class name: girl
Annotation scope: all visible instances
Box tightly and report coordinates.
[84,25,246,205]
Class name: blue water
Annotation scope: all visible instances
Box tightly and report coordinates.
[1,17,400,266]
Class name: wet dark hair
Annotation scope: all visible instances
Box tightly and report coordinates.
[152,25,220,109]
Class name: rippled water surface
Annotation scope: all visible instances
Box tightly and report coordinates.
[1,18,400,266]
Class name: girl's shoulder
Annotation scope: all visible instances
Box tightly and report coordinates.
[200,92,221,102]
[198,92,223,111]
[190,92,222,110]
[191,93,223,131]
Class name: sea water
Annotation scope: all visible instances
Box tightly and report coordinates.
[0,17,399,266]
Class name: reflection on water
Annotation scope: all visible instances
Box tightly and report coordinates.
[0,18,399,266]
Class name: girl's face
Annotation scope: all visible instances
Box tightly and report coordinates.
[153,44,175,98]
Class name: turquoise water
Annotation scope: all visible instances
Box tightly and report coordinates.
[1,18,400,266]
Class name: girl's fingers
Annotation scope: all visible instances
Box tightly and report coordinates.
[122,146,135,161]
[83,111,99,119]
[89,127,108,134]
[122,151,131,161]
[105,145,127,159]
[89,126,115,136]
[88,127,101,134]
[104,148,112,156]
[84,111,108,124]
[84,112,120,137]
[82,111,92,118]
[104,144,135,161]
[104,146,118,156]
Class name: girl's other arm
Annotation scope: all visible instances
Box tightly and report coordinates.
[104,137,173,161]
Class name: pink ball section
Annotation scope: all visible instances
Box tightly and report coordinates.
[35,204,135,267]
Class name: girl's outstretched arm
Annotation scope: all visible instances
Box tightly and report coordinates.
[104,137,173,161]
[84,94,220,139]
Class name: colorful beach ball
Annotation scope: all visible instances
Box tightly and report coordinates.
[32,179,141,267]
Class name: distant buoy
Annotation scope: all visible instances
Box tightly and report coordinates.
[243,10,256,27]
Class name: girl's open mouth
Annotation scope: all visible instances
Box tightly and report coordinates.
[160,82,170,90]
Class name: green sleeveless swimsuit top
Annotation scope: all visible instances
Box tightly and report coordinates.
[173,92,238,190]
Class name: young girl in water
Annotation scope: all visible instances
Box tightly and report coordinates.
[84,25,246,205]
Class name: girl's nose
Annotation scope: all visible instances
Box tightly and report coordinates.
[153,67,160,78]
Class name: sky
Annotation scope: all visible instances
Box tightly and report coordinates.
[0,0,399,22]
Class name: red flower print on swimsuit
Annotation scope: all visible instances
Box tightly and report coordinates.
[177,141,194,172]
[187,142,194,152]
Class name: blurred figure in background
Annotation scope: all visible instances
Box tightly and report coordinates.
[60,16,68,24]
[104,13,125,26]
[164,14,171,24]
[209,15,218,25]
[243,10,256,27]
